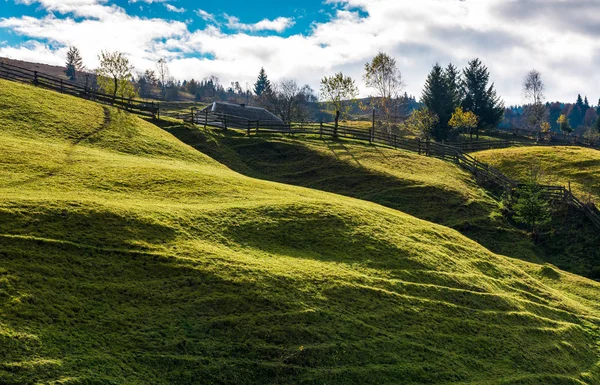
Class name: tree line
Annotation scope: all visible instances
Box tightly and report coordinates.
[63,46,600,141]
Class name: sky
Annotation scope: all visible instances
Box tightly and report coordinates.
[0,0,599,105]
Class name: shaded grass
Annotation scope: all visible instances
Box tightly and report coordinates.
[1,79,600,384]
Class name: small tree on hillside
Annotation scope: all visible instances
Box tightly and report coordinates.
[364,52,404,119]
[583,127,600,146]
[557,114,573,136]
[156,58,170,100]
[320,72,359,119]
[96,51,136,100]
[406,107,439,139]
[522,70,548,142]
[65,46,84,81]
[448,107,478,139]
[513,167,551,234]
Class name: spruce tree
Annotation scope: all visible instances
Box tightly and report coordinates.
[65,46,84,81]
[254,67,271,96]
[421,64,456,141]
[461,59,504,139]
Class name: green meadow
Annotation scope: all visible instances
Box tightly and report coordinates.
[1,79,600,384]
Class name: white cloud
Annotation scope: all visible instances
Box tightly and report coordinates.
[195,9,216,23]
[2,0,600,103]
[226,15,296,33]
[165,4,185,13]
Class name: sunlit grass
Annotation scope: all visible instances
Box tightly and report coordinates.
[1,79,600,384]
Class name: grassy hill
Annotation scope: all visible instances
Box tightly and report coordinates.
[474,146,600,203]
[2,79,600,384]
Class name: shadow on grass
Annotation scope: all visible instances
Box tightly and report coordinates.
[0,202,176,252]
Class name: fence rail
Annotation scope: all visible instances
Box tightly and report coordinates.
[191,112,600,229]
[0,61,159,118]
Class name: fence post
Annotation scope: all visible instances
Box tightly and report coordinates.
[393,134,397,148]
[371,108,376,144]
[418,138,421,155]
[204,109,208,129]
[60,79,64,93]
[320,121,323,139]
[157,102,160,120]
[247,121,251,136]
[426,137,430,156]
[223,115,228,131]
[33,71,38,86]
[334,110,340,139]
[256,120,259,134]
[190,108,196,126]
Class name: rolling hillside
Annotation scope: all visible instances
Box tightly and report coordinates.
[474,146,600,203]
[1,79,600,384]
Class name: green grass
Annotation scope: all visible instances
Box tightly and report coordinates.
[474,146,600,204]
[161,122,545,264]
[1,79,600,384]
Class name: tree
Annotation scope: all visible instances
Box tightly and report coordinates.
[421,63,458,141]
[445,63,462,108]
[448,107,478,139]
[364,52,404,118]
[405,107,439,139]
[512,168,551,233]
[583,127,600,146]
[263,79,315,123]
[254,67,271,96]
[95,51,136,100]
[320,72,359,119]
[522,70,548,141]
[65,46,84,81]
[461,58,505,139]
[156,58,170,100]
[557,114,573,135]
[595,116,600,133]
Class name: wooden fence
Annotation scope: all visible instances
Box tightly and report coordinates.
[193,113,600,229]
[0,61,159,118]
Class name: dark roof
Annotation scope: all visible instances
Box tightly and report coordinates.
[202,102,283,124]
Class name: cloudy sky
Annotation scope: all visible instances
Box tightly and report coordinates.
[1,0,599,104]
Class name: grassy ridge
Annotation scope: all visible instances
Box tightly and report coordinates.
[1,79,600,384]
[474,146,600,203]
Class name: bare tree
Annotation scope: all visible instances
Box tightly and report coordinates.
[156,58,170,100]
[264,79,315,123]
[523,69,548,141]
[364,52,404,119]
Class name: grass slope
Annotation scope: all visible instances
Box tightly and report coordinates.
[474,146,600,203]
[473,146,600,277]
[161,123,542,263]
[1,79,600,384]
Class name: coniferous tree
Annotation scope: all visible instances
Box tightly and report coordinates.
[461,58,504,139]
[445,63,462,107]
[254,67,271,96]
[65,46,84,81]
[421,63,457,141]
[595,116,600,133]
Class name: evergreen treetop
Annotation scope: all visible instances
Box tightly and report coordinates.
[461,58,504,138]
[254,67,271,96]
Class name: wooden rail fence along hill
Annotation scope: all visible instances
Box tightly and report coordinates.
[187,110,600,229]
[0,61,159,118]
